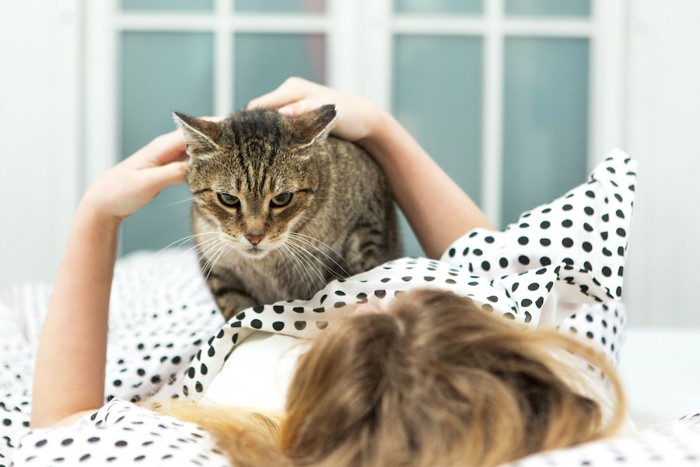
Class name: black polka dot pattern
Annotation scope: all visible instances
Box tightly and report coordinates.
[441,151,636,361]
[12,399,229,466]
[5,152,700,466]
[508,415,700,466]
[1,251,224,466]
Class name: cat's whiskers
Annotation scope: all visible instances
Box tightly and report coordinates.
[283,241,327,289]
[283,241,323,283]
[275,245,317,298]
[209,243,233,282]
[161,231,219,251]
[197,240,220,272]
[157,231,220,253]
[181,235,222,258]
[163,197,194,209]
[181,237,217,256]
[288,232,353,277]
[286,241,326,293]
[286,238,345,282]
[198,238,230,282]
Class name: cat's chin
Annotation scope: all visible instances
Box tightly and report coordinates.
[238,246,273,260]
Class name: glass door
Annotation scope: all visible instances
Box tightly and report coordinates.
[86,0,620,258]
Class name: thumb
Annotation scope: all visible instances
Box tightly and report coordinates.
[143,161,188,193]
[278,100,321,117]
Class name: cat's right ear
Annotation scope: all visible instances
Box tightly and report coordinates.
[172,112,222,156]
[288,104,338,150]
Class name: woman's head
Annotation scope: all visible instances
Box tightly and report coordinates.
[281,289,625,466]
[161,289,625,466]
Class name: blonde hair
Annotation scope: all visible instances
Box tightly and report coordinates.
[156,289,625,466]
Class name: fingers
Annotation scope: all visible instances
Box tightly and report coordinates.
[150,131,188,165]
[201,115,226,122]
[132,131,187,167]
[277,99,325,117]
[247,77,310,110]
[119,162,187,216]
[145,161,188,190]
[247,89,301,110]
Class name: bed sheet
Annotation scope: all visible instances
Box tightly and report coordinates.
[3,251,700,466]
[3,151,699,466]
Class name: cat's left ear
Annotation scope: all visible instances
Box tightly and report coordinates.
[172,111,222,156]
[289,104,338,149]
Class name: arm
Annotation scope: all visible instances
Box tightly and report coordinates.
[248,77,494,259]
[31,131,188,428]
[358,113,495,259]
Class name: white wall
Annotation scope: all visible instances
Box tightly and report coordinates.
[623,0,700,326]
[0,0,81,288]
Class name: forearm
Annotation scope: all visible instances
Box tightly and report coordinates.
[29,131,186,428]
[360,112,495,259]
[31,201,119,428]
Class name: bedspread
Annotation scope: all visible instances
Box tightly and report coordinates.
[3,151,700,466]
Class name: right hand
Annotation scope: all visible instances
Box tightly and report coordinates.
[81,130,188,226]
[247,77,388,143]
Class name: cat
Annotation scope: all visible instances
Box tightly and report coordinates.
[174,105,402,320]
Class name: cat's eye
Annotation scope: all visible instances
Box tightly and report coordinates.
[270,192,293,207]
[217,192,240,208]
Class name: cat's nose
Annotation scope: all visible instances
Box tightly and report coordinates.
[245,233,266,246]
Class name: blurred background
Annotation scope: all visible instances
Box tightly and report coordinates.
[1,0,699,424]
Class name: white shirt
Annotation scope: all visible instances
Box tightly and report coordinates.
[202,332,309,413]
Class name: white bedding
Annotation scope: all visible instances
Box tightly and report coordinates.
[2,152,699,466]
[619,328,700,427]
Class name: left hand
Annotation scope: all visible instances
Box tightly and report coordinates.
[81,130,188,225]
[247,77,386,143]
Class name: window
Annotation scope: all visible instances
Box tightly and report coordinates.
[85,0,624,256]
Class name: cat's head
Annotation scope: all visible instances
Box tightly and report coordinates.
[173,105,337,259]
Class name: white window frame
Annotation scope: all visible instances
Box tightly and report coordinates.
[84,0,627,227]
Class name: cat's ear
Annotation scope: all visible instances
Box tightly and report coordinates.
[172,111,222,156]
[289,104,338,149]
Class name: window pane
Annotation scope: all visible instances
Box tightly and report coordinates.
[393,36,483,256]
[120,0,213,11]
[235,0,325,13]
[395,0,482,14]
[233,34,326,110]
[505,0,590,16]
[502,38,589,227]
[120,32,215,254]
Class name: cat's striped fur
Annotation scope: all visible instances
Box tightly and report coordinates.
[174,106,402,320]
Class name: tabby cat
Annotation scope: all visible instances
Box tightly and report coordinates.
[174,105,402,320]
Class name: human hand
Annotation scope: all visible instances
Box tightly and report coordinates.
[81,130,188,225]
[247,77,387,143]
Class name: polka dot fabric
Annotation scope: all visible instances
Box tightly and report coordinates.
[442,151,633,303]
[103,252,224,403]
[14,399,229,466]
[504,415,700,466]
[440,150,636,363]
[5,150,700,466]
[1,251,224,466]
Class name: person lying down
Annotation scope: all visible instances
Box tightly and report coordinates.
[3,78,691,467]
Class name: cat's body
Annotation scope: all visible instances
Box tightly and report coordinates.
[175,106,401,320]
